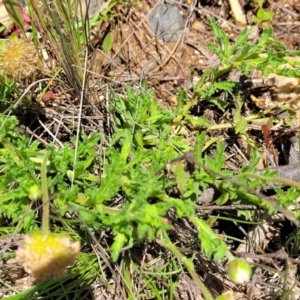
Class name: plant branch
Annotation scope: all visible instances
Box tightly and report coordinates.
[161,233,214,300]
[41,152,50,233]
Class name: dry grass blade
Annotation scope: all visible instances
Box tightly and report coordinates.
[3,0,26,33]
[28,0,90,98]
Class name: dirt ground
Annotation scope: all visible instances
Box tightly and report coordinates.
[89,0,299,103]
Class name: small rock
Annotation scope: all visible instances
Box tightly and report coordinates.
[148,3,184,43]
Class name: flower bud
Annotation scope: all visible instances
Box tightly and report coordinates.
[226,258,252,284]
[28,184,42,200]
[216,291,236,300]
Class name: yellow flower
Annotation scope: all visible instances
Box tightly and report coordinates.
[16,230,80,281]
[0,38,38,79]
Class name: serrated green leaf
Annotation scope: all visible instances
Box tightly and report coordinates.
[184,115,210,127]
[94,164,122,203]
[191,217,228,260]
[120,131,132,163]
[102,32,114,53]
[111,233,127,261]
[256,7,274,21]
[194,132,206,163]
[171,163,188,197]
[213,242,228,261]
[231,28,252,55]
[209,18,229,56]
[235,118,247,134]
[208,98,228,111]
[216,192,229,206]
[134,131,144,148]
[213,81,236,93]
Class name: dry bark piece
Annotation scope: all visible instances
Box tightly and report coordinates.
[250,65,300,111]
[228,0,247,26]
[266,73,300,109]
[0,1,11,25]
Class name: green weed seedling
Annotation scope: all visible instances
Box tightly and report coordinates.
[208,18,300,78]
[252,7,274,27]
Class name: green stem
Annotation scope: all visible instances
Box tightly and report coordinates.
[162,233,214,300]
[197,162,300,226]
[244,173,300,189]
[41,153,50,234]
[225,251,235,262]
[208,114,270,131]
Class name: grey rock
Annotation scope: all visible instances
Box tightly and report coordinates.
[289,136,299,164]
[197,187,219,203]
[79,0,104,18]
[149,3,184,43]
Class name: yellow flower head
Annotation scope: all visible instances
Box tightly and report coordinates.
[16,230,80,281]
[0,37,38,79]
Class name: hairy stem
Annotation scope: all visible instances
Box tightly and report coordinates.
[162,233,214,300]
[41,152,50,233]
